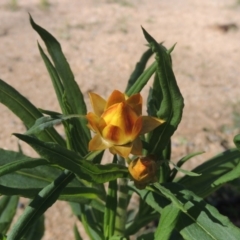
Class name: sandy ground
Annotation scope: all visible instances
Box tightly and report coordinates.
[0,0,240,239]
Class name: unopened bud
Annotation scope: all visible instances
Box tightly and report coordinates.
[128,156,158,189]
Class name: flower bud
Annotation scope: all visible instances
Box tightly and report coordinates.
[128,156,158,189]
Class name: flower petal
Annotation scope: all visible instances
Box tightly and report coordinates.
[86,112,101,133]
[105,90,125,109]
[140,116,165,135]
[89,134,110,151]
[131,137,143,156]
[102,102,137,136]
[131,117,142,141]
[110,143,132,158]
[98,117,107,132]
[102,124,129,145]
[89,92,106,117]
[126,93,142,115]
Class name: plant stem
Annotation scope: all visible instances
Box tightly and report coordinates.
[114,156,128,236]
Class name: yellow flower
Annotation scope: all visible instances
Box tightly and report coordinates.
[86,90,164,158]
[128,156,158,189]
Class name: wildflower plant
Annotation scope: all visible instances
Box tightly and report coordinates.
[1,15,240,239]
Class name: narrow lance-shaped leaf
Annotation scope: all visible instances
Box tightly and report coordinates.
[126,184,159,236]
[7,170,75,240]
[14,134,128,184]
[130,186,170,213]
[210,134,240,186]
[152,183,240,240]
[168,160,201,177]
[129,186,179,238]
[0,79,65,146]
[38,41,88,156]
[142,28,184,156]
[0,185,100,203]
[37,43,65,112]
[169,151,204,181]
[0,196,19,235]
[154,203,180,240]
[0,158,47,178]
[29,15,90,149]
[62,96,88,155]
[74,224,83,240]
[80,204,103,240]
[22,214,44,240]
[126,61,157,96]
[147,73,163,117]
[71,203,103,240]
[125,47,154,92]
[0,148,100,203]
[177,148,240,198]
[25,115,82,136]
[126,210,159,236]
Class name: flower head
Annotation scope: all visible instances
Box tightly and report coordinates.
[128,156,158,189]
[86,90,164,158]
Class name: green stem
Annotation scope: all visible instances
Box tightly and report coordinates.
[114,156,128,236]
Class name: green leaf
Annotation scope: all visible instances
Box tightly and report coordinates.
[61,97,88,155]
[125,47,154,92]
[209,134,240,186]
[211,160,240,186]
[71,203,103,240]
[14,134,128,183]
[125,192,159,236]
[0,158,47,178]
[7,170,75,240]
[0,149,100,203]
[142,28,184,157]
[126,212,159,236]
[22,214,44,240]
[125,61,157,96]
[29,15,90,153]
[152,183,240,240]
[169,152,204,181]
[25,115,82,135]
[37,43,65,112]
[176,152,205,169]
[29,15,87,117]
[0,196,19,234]
[130,186,170,213]
[103,180,117,239]
[25,116,64,135]
[0,79,65,146]
[74,224,83,240]
[0,185,100,203]
[38,108,61,117]
[154,204,180,240]
[147,73,162,117]
[177,148,240,197]
[169,160,201,177]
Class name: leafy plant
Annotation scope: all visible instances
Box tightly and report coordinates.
[0,15,240,240]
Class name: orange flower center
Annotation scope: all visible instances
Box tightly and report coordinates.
[101,102,140,145]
